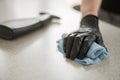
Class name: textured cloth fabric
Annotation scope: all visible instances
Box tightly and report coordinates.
[56,34,108,65]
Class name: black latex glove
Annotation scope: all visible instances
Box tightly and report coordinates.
[63,15,107,60]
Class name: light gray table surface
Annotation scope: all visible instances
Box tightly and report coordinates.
[0,0,120,80]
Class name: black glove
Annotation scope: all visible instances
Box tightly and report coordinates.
[63,15,107,60]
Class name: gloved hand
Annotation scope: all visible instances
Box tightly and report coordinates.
[63,15,107,60]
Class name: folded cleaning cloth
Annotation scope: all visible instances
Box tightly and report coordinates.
[56,34,108,65]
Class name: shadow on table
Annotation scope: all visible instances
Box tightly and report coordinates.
[0,23,53,54]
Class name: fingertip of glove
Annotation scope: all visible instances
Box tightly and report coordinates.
[66,55,70,58]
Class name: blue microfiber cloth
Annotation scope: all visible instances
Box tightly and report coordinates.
[56,34,108,65]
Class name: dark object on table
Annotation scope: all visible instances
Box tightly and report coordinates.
[0,13,60,40]
[73,4,120,27]
[101,0,120,14]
